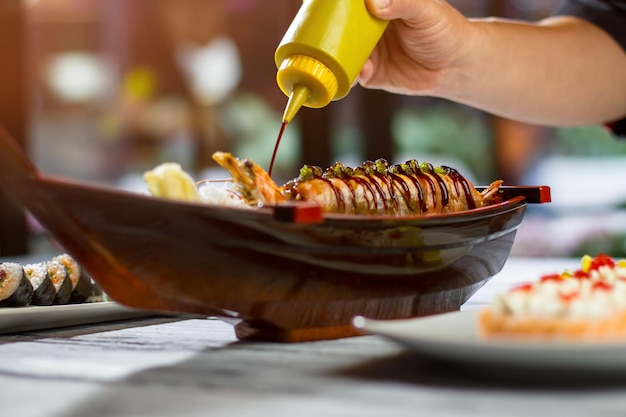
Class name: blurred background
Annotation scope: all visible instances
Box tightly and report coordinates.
[2,0,626,258]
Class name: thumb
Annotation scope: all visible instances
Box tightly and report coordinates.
[366,0,448,22]
[365,0,419,20]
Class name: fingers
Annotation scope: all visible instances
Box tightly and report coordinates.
[365,0,405,20]
[358,59,375,85]
[364,0,390,16]
[365,0,450,22]
[365,0,422,20]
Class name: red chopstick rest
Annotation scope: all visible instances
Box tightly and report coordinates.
[272,202,323,224]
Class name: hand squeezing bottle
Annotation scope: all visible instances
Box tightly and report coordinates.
[275,0,390,124]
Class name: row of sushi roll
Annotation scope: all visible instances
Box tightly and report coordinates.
[0,254,107,307]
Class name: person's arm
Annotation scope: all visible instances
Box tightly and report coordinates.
[360,0,626,127]
[451,15,626,126]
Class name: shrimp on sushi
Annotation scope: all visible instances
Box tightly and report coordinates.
[211,152,286,207]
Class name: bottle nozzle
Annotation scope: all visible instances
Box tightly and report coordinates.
[282,84,310,124]
[276,55,338,124]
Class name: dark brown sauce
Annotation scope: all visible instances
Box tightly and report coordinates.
[323,175,391,214]
[389,173,412,213]
[413,168,437,212]
[434,174,449,207]
[361,175,387,213]
[281,157,476,215]
[338,178,355,213]
[269,121,288,177]
[322,178,346,212]
[373,172,395,213]
[400,174,426,213]
[351,175,379,213]
[422,164,449,208]
[396,165,426,213]
[446,168,475,209]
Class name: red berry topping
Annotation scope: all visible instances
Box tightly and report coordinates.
[540,274,562,283]
[592,281,612,291]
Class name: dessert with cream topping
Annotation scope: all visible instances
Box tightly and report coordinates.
[479,254,626,341]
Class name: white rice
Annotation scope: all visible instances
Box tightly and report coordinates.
[0,263,24,301]
[197,181,249,208]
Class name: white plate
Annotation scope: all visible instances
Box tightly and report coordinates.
[0,302,153,334]
[353,310,626,373]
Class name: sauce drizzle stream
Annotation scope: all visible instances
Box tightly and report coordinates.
[269,121,288,177]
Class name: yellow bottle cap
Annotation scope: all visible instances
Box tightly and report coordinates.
[277,55,338,123]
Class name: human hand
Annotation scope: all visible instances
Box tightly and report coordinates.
[360,1,626,127]
[359,0,476,97]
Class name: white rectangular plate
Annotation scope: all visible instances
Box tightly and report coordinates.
[0,302,153,334]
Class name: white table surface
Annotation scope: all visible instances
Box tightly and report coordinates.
[2,256,625,417]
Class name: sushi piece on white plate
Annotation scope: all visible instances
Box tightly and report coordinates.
[53,254,95,303]
[23,262,56,306]
[46,260,72,305]
[0,262,33,307]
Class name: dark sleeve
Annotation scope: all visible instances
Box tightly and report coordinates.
[553,0,626,50]
[554,1,626,138]
[606,119,626,138]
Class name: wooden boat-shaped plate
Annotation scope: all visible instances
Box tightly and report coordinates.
[0,127,550,342]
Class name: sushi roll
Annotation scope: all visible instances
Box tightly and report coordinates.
[23,262,56,306]
[53,254,94,304]
[47,260,72,304]
[87,281,107,303]
[0,262,33,307]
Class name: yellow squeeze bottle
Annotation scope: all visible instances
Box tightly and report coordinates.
[275,0,389,124]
